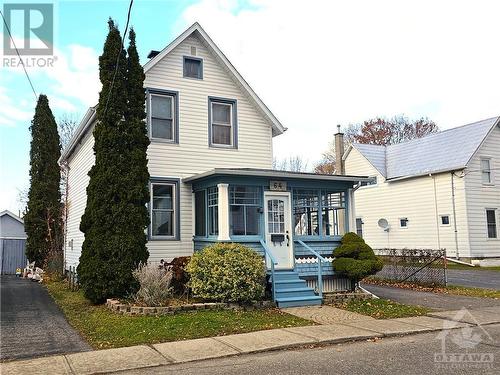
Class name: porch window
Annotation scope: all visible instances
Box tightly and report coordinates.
[209,98,237,147]
[194,190,206,236]
[208,187,218,235]
[149,92,176,141]
[486,209,497,239]
[229,186,260,236]
[151,182,176,238]
[293,189,347,236]
[293,189,319,236]
[321,192,346,236]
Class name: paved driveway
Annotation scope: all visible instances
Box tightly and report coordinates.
[361,283,500,311]
[446,269,500,290]
[0,276,90,361]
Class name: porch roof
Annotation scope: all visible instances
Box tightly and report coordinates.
[183,168,369,185]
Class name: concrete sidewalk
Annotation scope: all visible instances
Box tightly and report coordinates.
[2,306,499,375]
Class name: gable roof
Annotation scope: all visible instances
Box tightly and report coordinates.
[146,22,286,136]
[346,116,500,180]
[60,22,286,163]
[0,210,24,224]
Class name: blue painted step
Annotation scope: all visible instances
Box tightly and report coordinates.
[270,270,322,308]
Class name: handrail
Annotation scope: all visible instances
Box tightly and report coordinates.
[260,239,278,302]
[296,239,325,299]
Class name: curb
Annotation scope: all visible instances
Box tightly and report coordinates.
[2,308,499,374]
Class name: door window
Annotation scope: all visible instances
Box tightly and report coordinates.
[267,199,285,234]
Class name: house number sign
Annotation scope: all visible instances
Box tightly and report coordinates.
[270,180,287,191]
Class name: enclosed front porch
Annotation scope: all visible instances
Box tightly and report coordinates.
[184,168,369,307]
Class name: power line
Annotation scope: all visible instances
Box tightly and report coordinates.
[103,0,134,115]
[0,9,38,100]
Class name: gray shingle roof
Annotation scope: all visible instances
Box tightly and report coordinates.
[351,116,499,180]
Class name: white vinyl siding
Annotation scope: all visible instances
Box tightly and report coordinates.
[464,125,500,257]
[345,147,470,257]
[64,33,274,267]
[144,34,273,262]
[64,126,95,269]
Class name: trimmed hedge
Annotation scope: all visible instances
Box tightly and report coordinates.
[186,243,266,303]
[332,232,383,282]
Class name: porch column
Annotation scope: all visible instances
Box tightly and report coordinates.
[217,183,230,240]
[347,188,356,233]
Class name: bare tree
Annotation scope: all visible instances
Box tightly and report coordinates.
[314,115,438,174]
[273,155,309,172]
[58,113,79,149]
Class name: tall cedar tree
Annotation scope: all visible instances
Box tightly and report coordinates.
[78,20,150,303]
[24,95,63,266]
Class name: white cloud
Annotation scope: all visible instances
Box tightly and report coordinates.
[0,86,33,127]
[181,0,500,166]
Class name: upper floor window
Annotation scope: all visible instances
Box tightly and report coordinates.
[183,56,203,79]
[486,209,497,239]
[150,181,178,239]
[149,91,178,142]
[440,215,450,226]
[209,97,237,148]
[481,158,492,184]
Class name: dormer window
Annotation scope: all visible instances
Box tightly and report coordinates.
[183,56,203,79]
[148,90,178,143]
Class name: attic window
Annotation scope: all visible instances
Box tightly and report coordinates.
[183,56,203,79]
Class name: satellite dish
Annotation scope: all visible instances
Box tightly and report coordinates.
[378,218,390,232]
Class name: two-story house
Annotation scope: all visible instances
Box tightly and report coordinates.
[344,116,500,261]
[60,23,369,307]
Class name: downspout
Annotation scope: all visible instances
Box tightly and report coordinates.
[432,174,441,250]
[61,161,70,273]
[450,172,459,258]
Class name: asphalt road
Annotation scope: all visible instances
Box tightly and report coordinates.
[0,276,90,361]
[361,283,500,311]
[123,323,500,375]
[446,270,500,290]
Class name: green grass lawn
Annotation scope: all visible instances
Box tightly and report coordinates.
[46,281,313,350]
[445,263,500,271]
[333,298,430,319]
[365,277,500,299]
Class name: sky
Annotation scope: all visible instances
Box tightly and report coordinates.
[1,0,499,214]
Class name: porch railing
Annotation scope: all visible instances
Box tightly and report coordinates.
[259,239,278,302]
[295,240,326,299]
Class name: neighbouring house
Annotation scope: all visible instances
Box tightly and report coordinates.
[0,210,27,274]
[343,116,500,261]
[59,23,369,307]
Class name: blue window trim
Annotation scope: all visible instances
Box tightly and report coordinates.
[146,88,180,144]
[148,177,181,241]
[183,56,203,80]
[208,96,238,149]
[228,185,262,237]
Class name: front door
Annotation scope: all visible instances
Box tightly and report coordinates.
[264,192,294,269]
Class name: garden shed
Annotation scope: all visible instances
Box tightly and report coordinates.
[0,210,27,274]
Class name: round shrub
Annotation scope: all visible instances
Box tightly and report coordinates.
[186,243,266,303]
[332,232,383,282]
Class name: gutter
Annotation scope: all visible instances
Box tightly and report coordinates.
[58,107,97,164]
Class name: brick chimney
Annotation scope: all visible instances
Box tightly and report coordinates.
[335,124,345,175]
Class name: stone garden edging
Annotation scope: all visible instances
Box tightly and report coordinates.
[106,298,276,316]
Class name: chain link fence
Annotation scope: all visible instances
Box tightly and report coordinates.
[373,248,447,286]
